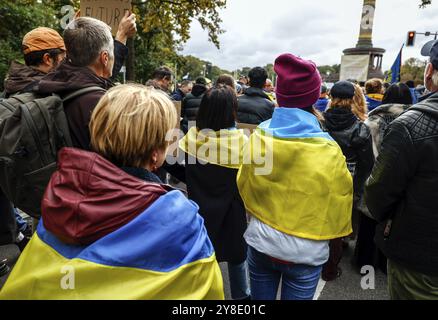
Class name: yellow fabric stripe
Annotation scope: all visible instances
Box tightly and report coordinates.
[179,127,248,169]
[237,130,353,240]
[367,93,384,101]
[0,235,224,300]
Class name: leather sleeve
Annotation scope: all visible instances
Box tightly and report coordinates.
[365,119,417,222]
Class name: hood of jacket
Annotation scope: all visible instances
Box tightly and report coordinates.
[42,148,168,245]
[323,107,357,131]
[368,103,410,118]
[34,61,113,95]
[411,92,438,120]
[4,61,47,95]
[244,87,270,99]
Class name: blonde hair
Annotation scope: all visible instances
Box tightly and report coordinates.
[90,84,178,168]
[352,84,368,121]
[328,85,368,122]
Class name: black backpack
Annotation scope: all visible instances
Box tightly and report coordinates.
[0,87,105,218]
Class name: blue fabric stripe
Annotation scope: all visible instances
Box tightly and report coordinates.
[258,108,333,140]
[37,190,215,272]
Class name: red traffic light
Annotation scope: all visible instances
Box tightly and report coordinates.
[407,31,416,46]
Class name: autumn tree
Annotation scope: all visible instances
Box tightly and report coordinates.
[400,57,427,85]
[0,0,59,91]
[129,0,227,81]
[420,0,432,7]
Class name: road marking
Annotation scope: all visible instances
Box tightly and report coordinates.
[313,278,326,300]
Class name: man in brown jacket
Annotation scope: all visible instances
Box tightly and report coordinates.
[35,14,136,150]
[0,14,136,254]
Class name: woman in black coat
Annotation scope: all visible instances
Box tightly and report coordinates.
[354,83,413,274]
[322,81,375,280]
[179,84,250,300]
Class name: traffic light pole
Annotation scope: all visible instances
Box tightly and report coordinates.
[417,31,438,40]
[406,31,438,47]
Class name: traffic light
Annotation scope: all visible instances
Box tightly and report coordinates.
[407,31,416,46]
[206,62,212,77]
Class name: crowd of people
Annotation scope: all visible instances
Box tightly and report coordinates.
[0,11,437,301]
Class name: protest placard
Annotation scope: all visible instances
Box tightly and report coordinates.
[80,0,132,35]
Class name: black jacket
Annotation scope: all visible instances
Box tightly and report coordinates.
[182,85,206,120]
[185,160,247,264]
[237,87,275,125]
[365,92,438,276]
[324,108,374,198]
[181,84,206,132]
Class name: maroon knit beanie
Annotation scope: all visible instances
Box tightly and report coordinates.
[274,53,322,108]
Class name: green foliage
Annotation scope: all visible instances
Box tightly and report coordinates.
[0,0,60,90]
[317,64,341,76]
[400,57,426,85]
[176,55,230,82]
[135,0,226,49]
[129,0,227,82]
[420,0,432,8]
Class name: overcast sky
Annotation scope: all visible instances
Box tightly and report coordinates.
[182,0,438,72]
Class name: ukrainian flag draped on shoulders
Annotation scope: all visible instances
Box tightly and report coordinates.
[0,148,224,300]
[237,108,353,240]
[179,126,248,169]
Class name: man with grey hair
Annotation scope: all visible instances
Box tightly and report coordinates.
[34,14,136,150]
[365,40,438,300]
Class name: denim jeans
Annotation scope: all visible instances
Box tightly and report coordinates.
[247,246,322,300]
[227,261,251,300]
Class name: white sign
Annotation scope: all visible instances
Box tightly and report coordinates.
[340,55,370,82]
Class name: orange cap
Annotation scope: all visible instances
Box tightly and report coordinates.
[22,27,66,55]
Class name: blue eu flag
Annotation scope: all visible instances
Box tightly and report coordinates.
[386,45,404,84]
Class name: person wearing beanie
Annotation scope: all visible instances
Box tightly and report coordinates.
[322,81,374,281]
[237,54,353,300]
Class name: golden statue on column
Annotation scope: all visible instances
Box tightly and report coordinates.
[341,0,385,81]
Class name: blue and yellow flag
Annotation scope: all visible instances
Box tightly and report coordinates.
[0,191,224,300]
[237,108,353,240]
[179,127,248,169]
[386,45,404,84]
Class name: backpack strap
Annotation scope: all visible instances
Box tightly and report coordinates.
[62,86,107,102]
